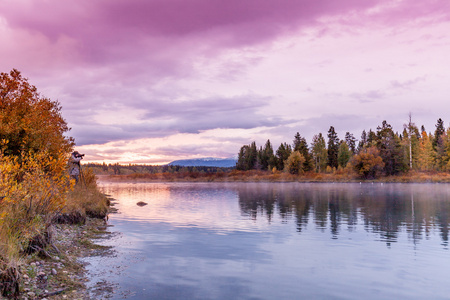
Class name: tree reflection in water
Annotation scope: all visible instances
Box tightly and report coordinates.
[237,183,450,247]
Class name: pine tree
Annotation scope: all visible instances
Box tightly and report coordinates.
[327,126,339,169]
[236,142,258,170]
[367,129,377,147]
[345,132,357,154]
[357,130,367,152]
[376,120,406,175]
[434,118,446,170]
[434,118,445,150]
[258,139,275,170]
[275,143,292,171]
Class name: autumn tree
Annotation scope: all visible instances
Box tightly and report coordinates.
[311,133,327,172]
[444,128,450,171]
[284,151,305,175]
[0,69,76,284]
[416,131,435,171]
[0,69,74,160]
[293,132,313,171]
[351,146,385,179]
[327,126,339,169]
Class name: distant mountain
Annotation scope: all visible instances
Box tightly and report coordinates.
[168,157,237,168]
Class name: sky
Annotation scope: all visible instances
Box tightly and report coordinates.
[1,0,449,164]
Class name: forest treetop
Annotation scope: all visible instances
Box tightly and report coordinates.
[236,116,449,178]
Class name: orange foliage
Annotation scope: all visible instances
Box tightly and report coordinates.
[0,69,74,159]
[0,69,75,265]
[351,146,385,179]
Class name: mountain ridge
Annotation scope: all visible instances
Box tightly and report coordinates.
[168,157,237,168]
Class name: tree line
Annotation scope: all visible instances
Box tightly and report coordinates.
[87,162,232,175]
[236,116,450,178]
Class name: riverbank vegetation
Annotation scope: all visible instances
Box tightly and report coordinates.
[236,115,450,180]
[0,70,109,298]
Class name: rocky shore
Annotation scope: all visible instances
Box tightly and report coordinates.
[16,217,114,300]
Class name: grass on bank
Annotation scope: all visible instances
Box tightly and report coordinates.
[101,168,450,183]
[58,168,109,223]
[0,160,109,298]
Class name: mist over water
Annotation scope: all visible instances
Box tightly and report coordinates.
[87,182,450,299]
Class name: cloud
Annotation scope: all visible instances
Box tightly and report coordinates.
[389,77,427,90]
[71,93,292,146]
[350,90,385,104]
[1,0,450,163]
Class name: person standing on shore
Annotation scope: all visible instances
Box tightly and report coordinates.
[68,151,84,183]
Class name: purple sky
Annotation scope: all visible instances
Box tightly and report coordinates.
[1,0,449,164]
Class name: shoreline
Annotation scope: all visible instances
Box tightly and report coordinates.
[97,171,450,184]
[17,217,115,300]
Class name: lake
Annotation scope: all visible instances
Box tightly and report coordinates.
[86,181,450,299]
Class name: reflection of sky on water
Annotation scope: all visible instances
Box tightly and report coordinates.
[87,182,450,300]
[100,182,283,234]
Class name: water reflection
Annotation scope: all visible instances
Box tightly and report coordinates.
[237,183,450,247]
[95,181,450,300]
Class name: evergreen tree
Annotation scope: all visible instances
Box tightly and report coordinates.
[434,118,445,150]
[338,141,352,168]
[345,132,357,154]
[367,129,377,146]
[357,130,367,152]
[327,126,339,169]
[258,139,275,170]
[444,128,450,171]
[236,145,248,170]
[376,120,406,175]
[236,142,258,170]
[293,132,313,171]
[311,133,328,172]
[275,142,292,171]
[434,118,446,169]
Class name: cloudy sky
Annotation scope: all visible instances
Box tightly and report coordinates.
[1,0,449,164]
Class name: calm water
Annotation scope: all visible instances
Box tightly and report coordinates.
[87,182,450,299]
